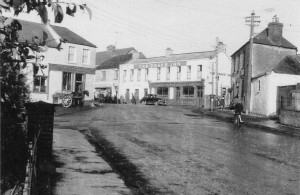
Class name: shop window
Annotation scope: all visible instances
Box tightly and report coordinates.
[62,72,72,91]
[187,66,191,79]
[197,86,203,97]
[183,86,194,97]
[68,46,76,63]
[33,76,47,93]
[82,49,89,64]
[75,73,84,92]
[157,87,168,96]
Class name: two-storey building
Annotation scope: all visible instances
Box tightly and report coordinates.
[231,16,298,116]
[119,46,231,108]
[19,20,97,103]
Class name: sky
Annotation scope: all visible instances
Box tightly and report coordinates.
[3,0,300,57]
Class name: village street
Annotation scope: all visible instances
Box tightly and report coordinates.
[53,105,300,195]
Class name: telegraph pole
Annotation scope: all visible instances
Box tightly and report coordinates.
[215,37,219,105]
[245,11,260,114]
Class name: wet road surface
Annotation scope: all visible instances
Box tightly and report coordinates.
[55,104,300,195]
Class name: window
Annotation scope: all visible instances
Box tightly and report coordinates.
[68,46,75,62]
[157,87,168,96]
[137,69,141,81]
[197,65,202,78]
[187,66,191,79]
[130,69,134,81]
[177,66,181,80]
[197,86,203,97]
[62,72,72,91]
[166,67,170,80]
[75,73,84,92]
[82,49,89,64]
[157,67,161,80]
[123,70,126,81]
[115,70,118,80]
[33,76,47,93]
[101,71,106,81]
[145,68,148,81]
[183,86,194,97]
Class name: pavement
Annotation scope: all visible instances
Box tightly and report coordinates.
[194,108,300,137]
[51,128,132,195]
[50,104,300,194]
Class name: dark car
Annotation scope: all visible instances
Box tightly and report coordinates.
[140,94,167,105]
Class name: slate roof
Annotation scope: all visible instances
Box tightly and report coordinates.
[51,25,96,48]
[253,28,297,50]
[127,50,216,64]
[96,47,136,66]
[231,27,297,57]
[17,20,58,48]
[272,55,300,75]
[16,19,96,48]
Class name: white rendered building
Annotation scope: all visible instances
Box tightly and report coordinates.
[119,47,231,108]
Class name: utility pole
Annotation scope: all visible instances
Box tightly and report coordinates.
[245,11,260,114]
[215,37,219,106]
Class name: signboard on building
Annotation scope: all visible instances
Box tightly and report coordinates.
[134,61,187,69]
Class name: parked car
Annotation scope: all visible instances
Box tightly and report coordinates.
[140,94,167,105]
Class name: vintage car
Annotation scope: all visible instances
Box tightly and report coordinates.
[140,94,167,105]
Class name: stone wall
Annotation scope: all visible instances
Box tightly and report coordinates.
[279,109,300,127]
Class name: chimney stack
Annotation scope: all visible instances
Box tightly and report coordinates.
[165,48,173,57]
[216,42,226,54]
[267,16,283,42]
[132,51,140,60]
[107,45,116,52]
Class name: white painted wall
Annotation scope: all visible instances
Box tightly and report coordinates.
[251,72,300,116]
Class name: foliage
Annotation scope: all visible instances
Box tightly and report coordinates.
[0,0,92,192]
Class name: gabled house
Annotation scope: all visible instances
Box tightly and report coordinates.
[252,55,300,116]
[231,16,298,115]
[94,45,145,99]
[19,20,97,104]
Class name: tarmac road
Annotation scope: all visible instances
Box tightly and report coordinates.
[55,104,300,195]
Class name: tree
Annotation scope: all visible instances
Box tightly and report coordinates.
[0,0,91,192]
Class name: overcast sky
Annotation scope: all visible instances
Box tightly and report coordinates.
[5,0,300,57]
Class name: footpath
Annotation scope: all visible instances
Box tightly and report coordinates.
[194,108,300,137]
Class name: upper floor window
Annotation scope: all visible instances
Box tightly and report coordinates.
[82,49,90,64]
[130,69,134,81]
[68,46,76,63]
[115,70,119,80]
[187,66,191,79]
[123,70,126,81]
[101,71,106,81]
[33,76,47,93]
[157,67,161,80]
[166,67,170,80]
[62,72,72,91]
[177,66,181,80]
[145,68,148,81]
[197,65,202,78]
[137,69,141,81]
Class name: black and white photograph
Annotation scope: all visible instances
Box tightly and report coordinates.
[1,0,300,194]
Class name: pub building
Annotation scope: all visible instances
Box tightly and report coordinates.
[119,46,231,108]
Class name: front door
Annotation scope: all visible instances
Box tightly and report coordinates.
[125,89,130,104]
[176,87,180,99]
[135,89,139,102]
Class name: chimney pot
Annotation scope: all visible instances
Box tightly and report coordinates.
[165,48,173,57]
